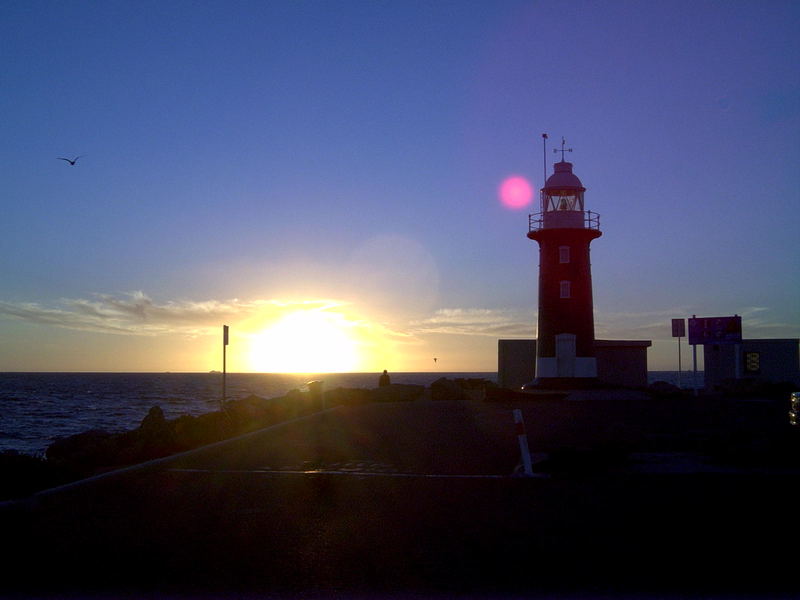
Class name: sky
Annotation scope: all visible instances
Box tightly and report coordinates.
[1,0,798,373]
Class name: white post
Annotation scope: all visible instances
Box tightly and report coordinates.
[513,409,533,476]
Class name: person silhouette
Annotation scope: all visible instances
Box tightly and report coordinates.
[378,370,390,387]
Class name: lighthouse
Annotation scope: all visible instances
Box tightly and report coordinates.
[527,139,601,386]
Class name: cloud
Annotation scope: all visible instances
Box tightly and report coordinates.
[734,306,800,338]
[0,292,425,352]
[595,306,800,341]
[0,292,346,337]
[410,308,536,337]
[413,304,799,343]
[3,293,795,347]
[0,300,135,334]
[594,308,691,341]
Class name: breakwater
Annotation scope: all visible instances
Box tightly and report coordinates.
[0,371,697,456]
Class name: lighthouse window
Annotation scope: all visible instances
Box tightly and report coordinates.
[560,281,571,298]
[559,246,570,263]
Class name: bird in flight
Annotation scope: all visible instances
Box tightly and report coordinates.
[57,155,83,165]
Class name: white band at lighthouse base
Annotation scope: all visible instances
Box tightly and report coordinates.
[536,357,597,378]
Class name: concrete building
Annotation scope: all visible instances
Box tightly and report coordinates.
[703,338,800,391]
[497,339,537,390]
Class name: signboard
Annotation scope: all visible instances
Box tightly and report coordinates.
[671,318,685,337]
[744,352,760,374]
[687,315,742,345]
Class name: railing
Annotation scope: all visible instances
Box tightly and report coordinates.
[528,210,601,233]
[585,210,601,230]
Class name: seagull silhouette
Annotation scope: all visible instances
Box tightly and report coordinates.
[57,155,83,165]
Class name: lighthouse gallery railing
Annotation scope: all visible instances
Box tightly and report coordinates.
[528,210,601,233]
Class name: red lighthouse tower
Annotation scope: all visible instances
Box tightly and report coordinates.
[528,139,601,386]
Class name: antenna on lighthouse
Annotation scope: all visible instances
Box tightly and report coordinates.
[541,133,548,187]
[554,137,573,161]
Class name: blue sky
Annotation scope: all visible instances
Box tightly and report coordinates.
[1,0,798,372]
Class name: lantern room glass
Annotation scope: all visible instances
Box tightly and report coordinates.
[542,190,584,213]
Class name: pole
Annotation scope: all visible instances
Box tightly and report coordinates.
[672,318,685,389]
[513,409,533,476]
[542,133,548,204]
[222,324,229,411]
[690,315,699,396]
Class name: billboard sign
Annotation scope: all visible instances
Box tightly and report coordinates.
[687,315,742,345]
[671,318,685,337]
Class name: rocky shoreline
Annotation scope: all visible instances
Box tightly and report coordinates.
[0,377,497,500]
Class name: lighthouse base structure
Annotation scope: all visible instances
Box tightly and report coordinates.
[535,329,598,387]
[534,359,598,388]
[498,339,652,391]
[536,355,597,379]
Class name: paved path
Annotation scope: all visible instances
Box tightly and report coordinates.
[3,399,797,598]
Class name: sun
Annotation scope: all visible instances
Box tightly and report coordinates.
[248,309,361,373]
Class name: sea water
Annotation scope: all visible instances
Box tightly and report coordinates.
[0,371,699,455]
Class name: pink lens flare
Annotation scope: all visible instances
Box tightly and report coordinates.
[498,176,533,210]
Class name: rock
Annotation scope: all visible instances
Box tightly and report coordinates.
[324,387,372,407]
[139,405,167,434]
[173,414,200,450]
[132,405,177,457]
[456,377,494,401]
[430,378,465,401]
[46,429,114,464]
[172,411,232,451]
[370,384,425,403]
[226,395,268,429]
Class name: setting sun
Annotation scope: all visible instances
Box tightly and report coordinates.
[248,308,361,373]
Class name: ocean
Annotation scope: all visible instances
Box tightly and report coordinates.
[0,370,700,456]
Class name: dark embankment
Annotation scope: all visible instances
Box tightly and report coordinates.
[3,379,503,500]
[0,385,798,598]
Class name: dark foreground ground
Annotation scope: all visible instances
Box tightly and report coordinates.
[2,393,798,599]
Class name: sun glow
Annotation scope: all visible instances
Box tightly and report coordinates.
[248,308,361,373]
